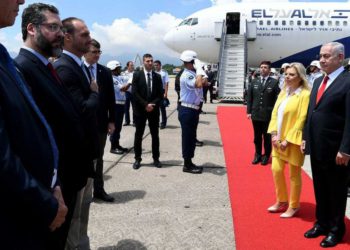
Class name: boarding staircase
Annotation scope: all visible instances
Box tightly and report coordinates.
[217,22,247,102]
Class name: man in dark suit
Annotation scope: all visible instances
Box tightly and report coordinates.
[247,61,280,165]
[0,1,67,249]
[132,53,163,169]
[84,38,116,202]
[303,42,350,248]
[54,17,98,250]
[14,4,86,249]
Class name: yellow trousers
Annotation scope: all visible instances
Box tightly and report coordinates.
[271,157,302,208]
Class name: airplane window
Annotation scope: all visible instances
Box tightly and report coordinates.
[312,20,317,26]
[305,20,309,26]
[191,18,198,26]
[320,21,324,26]
[344,21,348,26]
[178,18,193,26]
[328,21,332,26]
[335,21,340,26]
[267,20,271,25]
[297,20,301,26]
[274,20,278,25]
[259,20,263,25]
[290,20,294,26]
[282,20,286,26]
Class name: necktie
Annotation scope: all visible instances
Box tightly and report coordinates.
[89,65,95,80]
[316,75,329,104]
[262,77,266,87]
[0,44,58,173]
[81,62,90,81]
[147,72,151,97]
[47,62,61,84]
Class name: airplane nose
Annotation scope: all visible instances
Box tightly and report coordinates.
[163,30,174,48]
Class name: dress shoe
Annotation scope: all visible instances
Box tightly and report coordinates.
[261,155,269,165]
[160,124,166,130]
[280,207,300,218]
[133,160,141,169]
[123,122,130,126]
[196,140,204,147]
[320,233,341,248]
[304,225,328,238]
[153,160,162,168]
[110,148,124,154]
[183,164,203,174]
[94,191,115,202]
[252,155,261,164]
[267,202,288,212]
[117,145,128,152]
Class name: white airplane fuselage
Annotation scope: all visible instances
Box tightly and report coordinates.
[164,3,350,67]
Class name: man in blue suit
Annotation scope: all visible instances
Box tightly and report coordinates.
[0,0,67,249]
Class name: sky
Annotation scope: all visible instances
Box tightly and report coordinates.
[0,0,348,66]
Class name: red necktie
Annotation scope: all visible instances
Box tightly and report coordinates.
[316,75,329,104]
[47,62,61,84]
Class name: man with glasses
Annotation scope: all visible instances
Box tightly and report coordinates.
[0,1,67,249]
[84,39,116,203]
[14,3,87,249]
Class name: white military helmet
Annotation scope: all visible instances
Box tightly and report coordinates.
[281,63,290,68]
[310,60,321,69]
[180,50,197,62]
[106,60,121,70]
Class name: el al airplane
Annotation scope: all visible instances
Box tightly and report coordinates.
[164,1,350,67]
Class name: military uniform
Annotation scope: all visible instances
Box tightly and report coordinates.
[247,76,280,163]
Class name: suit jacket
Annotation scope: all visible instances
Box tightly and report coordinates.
[268,88,310,166]
[304,70,350,166]
[96,64,115,133]
[132,70,163,116]
[247,76,280,121]
[15,48,86,191]
[0,52,58,248]
[54,53,99,173]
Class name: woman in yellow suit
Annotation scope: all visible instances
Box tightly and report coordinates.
[267,62,310,218]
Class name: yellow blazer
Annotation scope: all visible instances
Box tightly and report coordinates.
[268,87,310,166]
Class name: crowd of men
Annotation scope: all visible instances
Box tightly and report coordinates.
[0,1,215,249]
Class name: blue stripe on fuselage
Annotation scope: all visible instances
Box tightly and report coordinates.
[271,36,350,67]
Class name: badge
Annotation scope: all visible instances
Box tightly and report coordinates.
[188,75,194,80]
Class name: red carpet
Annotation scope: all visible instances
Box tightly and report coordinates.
[217,106,350,250]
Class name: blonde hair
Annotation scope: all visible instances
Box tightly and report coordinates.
[282,62,310,90]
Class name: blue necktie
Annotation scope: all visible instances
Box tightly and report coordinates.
[0,44,59,173]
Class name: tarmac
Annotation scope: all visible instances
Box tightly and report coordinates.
[88,76,350,250]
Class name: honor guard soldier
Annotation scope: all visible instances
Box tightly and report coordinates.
[178,50,208,174]
[107,60,130,154]
[247,60,280,166]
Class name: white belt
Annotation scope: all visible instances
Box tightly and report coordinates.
[181,102,200,110]
[115,100,125,105]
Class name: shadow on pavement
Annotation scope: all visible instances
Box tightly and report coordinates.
[94,190,146,204]
[98,239,147,250]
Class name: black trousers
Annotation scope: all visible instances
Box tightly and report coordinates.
[94,131,108,193]
[252,120,271,157]
[178,106,199,159]
[203,85,214,102]
[310,156,350,236]
[134,109,160,161]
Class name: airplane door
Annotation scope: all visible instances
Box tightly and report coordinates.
[226,12,240,35]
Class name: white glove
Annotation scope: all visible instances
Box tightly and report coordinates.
[193,59,202,70]
[194,59,207,77]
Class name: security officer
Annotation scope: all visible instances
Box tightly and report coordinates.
[247,60,280,165]
[306,60,323,88]
[107,60,130,154]
[178,50,208,174]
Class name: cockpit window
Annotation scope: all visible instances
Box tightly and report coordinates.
[178,18,198,26]
[191,18,198,26]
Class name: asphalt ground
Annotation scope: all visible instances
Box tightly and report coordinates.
[89,77,350,250]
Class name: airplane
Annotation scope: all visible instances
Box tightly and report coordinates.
[163,2,350,68]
